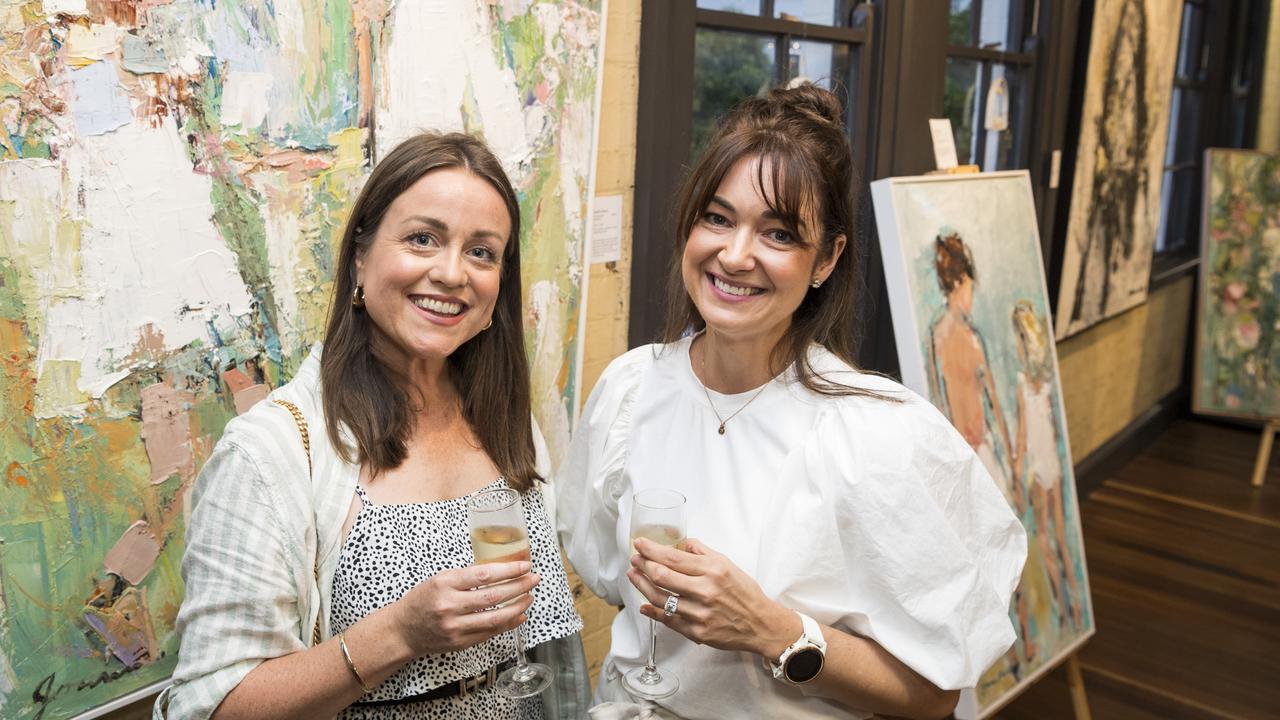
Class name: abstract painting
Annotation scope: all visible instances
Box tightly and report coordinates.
[871,172,1094,718]
[0,2,604,717]
[1194,149,1280,419]
[1055,0,1182,339]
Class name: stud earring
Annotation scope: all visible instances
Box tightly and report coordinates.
[352,285,365,308]
[810,278,823,289]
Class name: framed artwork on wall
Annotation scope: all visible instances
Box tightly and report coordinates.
[871,171,1094,718]
[1054,0,1183,340]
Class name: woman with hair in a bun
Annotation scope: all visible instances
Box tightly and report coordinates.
[558,83,1026,719]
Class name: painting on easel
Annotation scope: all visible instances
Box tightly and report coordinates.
[1194,148,1280,486]
[870,171,1095,718]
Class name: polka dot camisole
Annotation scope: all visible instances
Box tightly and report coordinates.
[330,477,582,719]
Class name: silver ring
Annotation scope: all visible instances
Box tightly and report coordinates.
[663,595,679,617]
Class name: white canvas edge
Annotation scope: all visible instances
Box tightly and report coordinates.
[869,171,1097,719]
[1190,147,1280,422]
[868,178,925,395]
[571,0,609,429]
[72,678,170,719]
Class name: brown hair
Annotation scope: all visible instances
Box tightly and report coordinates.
[934,231,976,296]
[321,132,539,491]
[661,83,883,398]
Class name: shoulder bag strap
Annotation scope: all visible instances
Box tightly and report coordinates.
[272,399,323,647]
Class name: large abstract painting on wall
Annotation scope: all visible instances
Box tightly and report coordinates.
[1054,0,1182,340]
[871,172,1094,719]
[1194,149,1280,420]
[0,1,603,717]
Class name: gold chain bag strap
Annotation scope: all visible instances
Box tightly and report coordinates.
[272,399,323,647]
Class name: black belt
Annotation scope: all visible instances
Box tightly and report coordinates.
[350,657,519,707]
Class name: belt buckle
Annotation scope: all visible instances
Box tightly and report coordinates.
[458,665,498,698]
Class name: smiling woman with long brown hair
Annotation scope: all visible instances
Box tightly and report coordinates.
[157,133,588,720]
[558,84,1026,719]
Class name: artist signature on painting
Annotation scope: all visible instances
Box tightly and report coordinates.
[29,656,161,720]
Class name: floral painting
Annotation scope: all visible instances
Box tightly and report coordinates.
[1194,149,1280,419]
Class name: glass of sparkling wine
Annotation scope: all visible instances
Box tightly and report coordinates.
[467,487,552,698]
[624,488,687,700]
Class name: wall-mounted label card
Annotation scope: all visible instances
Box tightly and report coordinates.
[589,194,623,265]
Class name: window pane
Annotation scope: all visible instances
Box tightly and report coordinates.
[787,39,855,128]
[697,0,763,15]
[979,63,1025,171]
[1163,86,1183,167]
[979,0,1022,51]
[1176,3,1206,79]
[1173,88,1202,164]
[775,0,841,26]
[1156,168,1196,253]
[787,39,850,89]
[692,29,777,159]
[952,0,1027,51]
[949,0,974,45]
[944,56,984,164]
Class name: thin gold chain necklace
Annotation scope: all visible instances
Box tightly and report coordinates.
[696,344,773,435]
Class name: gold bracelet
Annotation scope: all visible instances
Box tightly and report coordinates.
[338,632,373,694]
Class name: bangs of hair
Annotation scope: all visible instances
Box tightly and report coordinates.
[679,134,824,248]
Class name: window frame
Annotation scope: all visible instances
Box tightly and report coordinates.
[1148,0,1270,287]
[942,0,1039,171]
[630,1,1065,375]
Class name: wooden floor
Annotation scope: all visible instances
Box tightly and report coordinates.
[998,418,1280,720]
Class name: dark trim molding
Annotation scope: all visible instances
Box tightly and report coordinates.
[628,1,696,349]
[1149,254,1200,291]
[1074,386,1188,499]
[695,9,869,43]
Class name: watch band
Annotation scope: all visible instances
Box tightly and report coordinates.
[769,611,827,685]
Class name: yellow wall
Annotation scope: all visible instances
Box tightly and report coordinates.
[1056,276,1194,462]
[568,0,641,686]
[1259,0,1280,152]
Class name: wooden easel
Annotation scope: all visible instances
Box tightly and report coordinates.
[1252,420,1280,487]
[1065,654,1092,720]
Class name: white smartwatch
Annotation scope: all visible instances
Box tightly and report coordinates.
[769,612,827,685]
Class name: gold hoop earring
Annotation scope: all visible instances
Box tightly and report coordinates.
[483,318,493,330]
[352,285,365,308]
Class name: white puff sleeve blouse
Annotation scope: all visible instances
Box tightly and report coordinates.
[557,338,1026,719]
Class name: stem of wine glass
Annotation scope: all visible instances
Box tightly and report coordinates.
[645,617,658,672]
[510,621,535,681]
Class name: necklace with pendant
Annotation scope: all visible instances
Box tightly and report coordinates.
[697,344,773,435]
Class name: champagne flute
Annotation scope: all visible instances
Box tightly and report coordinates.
[624,488,687,700]
[467,487,553,698]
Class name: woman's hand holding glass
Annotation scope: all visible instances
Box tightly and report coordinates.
[467,487,554,698]
[391,559,539,658]
[627,537,798,658]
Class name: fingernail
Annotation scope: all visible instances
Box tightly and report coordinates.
[532,573,542,583]
[521,561,532,573]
